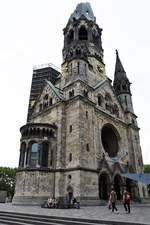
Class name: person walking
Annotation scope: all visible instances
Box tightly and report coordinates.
[109,187,118,213]
[123,189,131,213]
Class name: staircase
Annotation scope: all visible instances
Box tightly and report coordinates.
[0,211,143,225]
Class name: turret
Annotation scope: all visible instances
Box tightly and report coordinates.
[113,50,134,113]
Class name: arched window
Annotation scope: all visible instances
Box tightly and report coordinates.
[79,26,88,40]
[83,89,88,97]
[69,90,74,98]
[67,29,74,44]
[98,95,102,106]
[105,93,111,101]
[49,98,53,106]
[41,142,49,167]
[76,48,81,56]
[30,143,38,167]
[43,94,49,108]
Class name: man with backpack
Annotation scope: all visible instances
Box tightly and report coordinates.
[123,189,131,213]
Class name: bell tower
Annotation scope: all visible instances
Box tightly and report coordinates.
[61,2,105,87]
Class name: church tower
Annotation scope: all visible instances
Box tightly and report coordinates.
[13,2,147,205]
[61,2,105,87]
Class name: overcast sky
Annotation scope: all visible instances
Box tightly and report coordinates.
[0,0,150,168]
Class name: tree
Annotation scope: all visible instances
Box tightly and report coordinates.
[0,167,17,198]
[144,164,150,196]
[144,164,150,173]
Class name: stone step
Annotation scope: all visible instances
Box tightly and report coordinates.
[0,212,106,225]
[0,217,33,225]
[0,215,65,225]
[0,211,144,225]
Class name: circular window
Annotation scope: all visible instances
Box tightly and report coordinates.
[101,124,119,157]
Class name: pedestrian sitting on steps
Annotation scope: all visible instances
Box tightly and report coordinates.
[72,197,80,209]
[47,196,53,208]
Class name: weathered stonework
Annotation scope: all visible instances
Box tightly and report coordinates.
[13,2,148,205]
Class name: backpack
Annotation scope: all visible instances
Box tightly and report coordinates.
[125,193,131,201]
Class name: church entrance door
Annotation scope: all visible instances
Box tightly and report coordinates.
[99,173,110,200]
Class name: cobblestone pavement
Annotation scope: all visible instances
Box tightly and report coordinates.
[0,203,150,225]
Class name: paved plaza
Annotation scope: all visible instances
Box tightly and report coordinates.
[0,203,150,225]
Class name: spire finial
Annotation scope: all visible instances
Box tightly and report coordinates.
[115,49,118,56]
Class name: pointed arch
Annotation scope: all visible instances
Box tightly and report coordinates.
[99,172,111,200]
[79,26,88,40]
[29,141,39,167]
[67,29,74,44]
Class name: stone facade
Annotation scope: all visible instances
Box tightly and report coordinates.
[13,2,148,205]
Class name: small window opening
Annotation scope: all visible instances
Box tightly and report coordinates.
[122,84,127,90]
[44,94,48,100]
[68,174,72,179]
[69,125,72,133]
[39,103,42,111]
[49,98,53,105]
[70,63,72,74]
[85,63,87,74]
[86,144,90,152]
[88,64,93,71]
[83,90,88,97]
[125,96,128,106]
[98,96,101,106]
[76,48,81,55]
[86,111,88,118]
[77,62,80,74]
[69,90,74,98]
[105,93,111,101]
[43,102,48,108]
[69,153,72,162]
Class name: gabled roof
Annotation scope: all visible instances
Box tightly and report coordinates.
[93,79,107,90]
[46,80,64,100]
[93,78,125,115]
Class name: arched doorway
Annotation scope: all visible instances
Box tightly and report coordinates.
[101,124,120,158]
[66,185,74,205]
[99,173,110,200]
[114,174,122,200]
